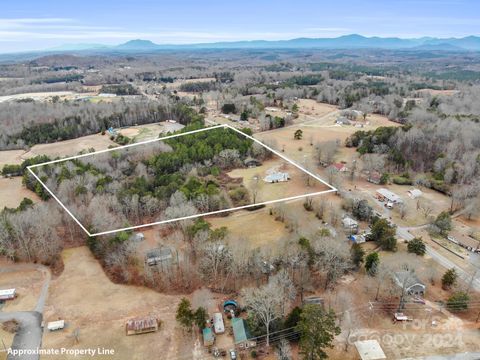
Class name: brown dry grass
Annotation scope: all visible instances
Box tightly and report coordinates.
[42,247,195,360]
[0,177,39,209]
[0,150,24,168]
[0,262,43,312]
[22,133,117,159]
[208,207,287,249]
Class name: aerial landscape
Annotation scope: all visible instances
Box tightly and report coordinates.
[1,1,480,359]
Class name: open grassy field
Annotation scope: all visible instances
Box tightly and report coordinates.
[416,89,460,96]
[0,177,39,209]
[22,133,117,160]
[296,99,338,118]
[0,262,43,313]
[208,207,287,249]
[0,150,24,168]
[42,247,193,360]
[117,121,184,142]
[164,77,216,90]
[0,91,75,103]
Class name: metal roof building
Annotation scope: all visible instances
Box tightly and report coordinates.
[232,318,255,348]
[354,340,386,360]
[376,188,403,203]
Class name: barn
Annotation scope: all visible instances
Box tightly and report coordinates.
[125,316,159,336]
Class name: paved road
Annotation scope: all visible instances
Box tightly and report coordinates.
[0,311,42,360]
[397,226,480,292]
[0,264,51,360]
[411,352,480,360]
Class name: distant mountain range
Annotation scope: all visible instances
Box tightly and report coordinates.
[25,34,480,54]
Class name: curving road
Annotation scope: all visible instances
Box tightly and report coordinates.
[0,264,51,360]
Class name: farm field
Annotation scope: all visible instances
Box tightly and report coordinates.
[22,133,117,159]
[0,91,75,103]
[416,88,460,96]
[0,149,24,168]
[0,262,44,313]
[0,177,39,209]
[117,121,184,142]
[208,207,288,249]
[42,247,192,360]
[164,77,216,89]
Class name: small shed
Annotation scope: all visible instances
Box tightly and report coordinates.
[342,216,359,233]
[330,163,348,172]
[232,318,255,348]
[336,117,351,125]
[125,317,159,336]
[349,234,366,244]
[202,327,215,346]
[264,172,290,183]
[354,340,386,360]
[0,289,16,301]
[130,232,145,242]
[244,158,262,168]
[407,188,423,199]
[212,313,225,334]
[303,296,324,306]
[47,320,65,331]
[145,247,174,266]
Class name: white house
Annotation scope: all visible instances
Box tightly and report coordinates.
[264,172,290,183]
[394,271,426,296]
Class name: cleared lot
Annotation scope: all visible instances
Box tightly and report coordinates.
[42,247,191,360]
[22,134,117,160]
[0,177,39,209]
[208,207,287,249]
[0,150,24,168]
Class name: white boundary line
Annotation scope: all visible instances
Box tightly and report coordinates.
[27,124,337,237]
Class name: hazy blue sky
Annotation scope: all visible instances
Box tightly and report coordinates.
[0,0,479,52]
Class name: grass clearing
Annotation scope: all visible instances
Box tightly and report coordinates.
[208,207,287,249]
[22,133,117,159]
[0,262,43,312]
[0,177,39,209]
[0,150,24,168]
[42,247,190,360]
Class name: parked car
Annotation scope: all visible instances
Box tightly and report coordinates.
[229,349,237,360]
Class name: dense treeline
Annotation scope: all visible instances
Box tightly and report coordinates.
[0,97,204,149]
[31,125,258,233]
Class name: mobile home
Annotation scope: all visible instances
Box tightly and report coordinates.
[212,313,225,334]
[0,289,16,301]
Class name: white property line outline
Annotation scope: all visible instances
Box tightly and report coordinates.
[27,124,337,237]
